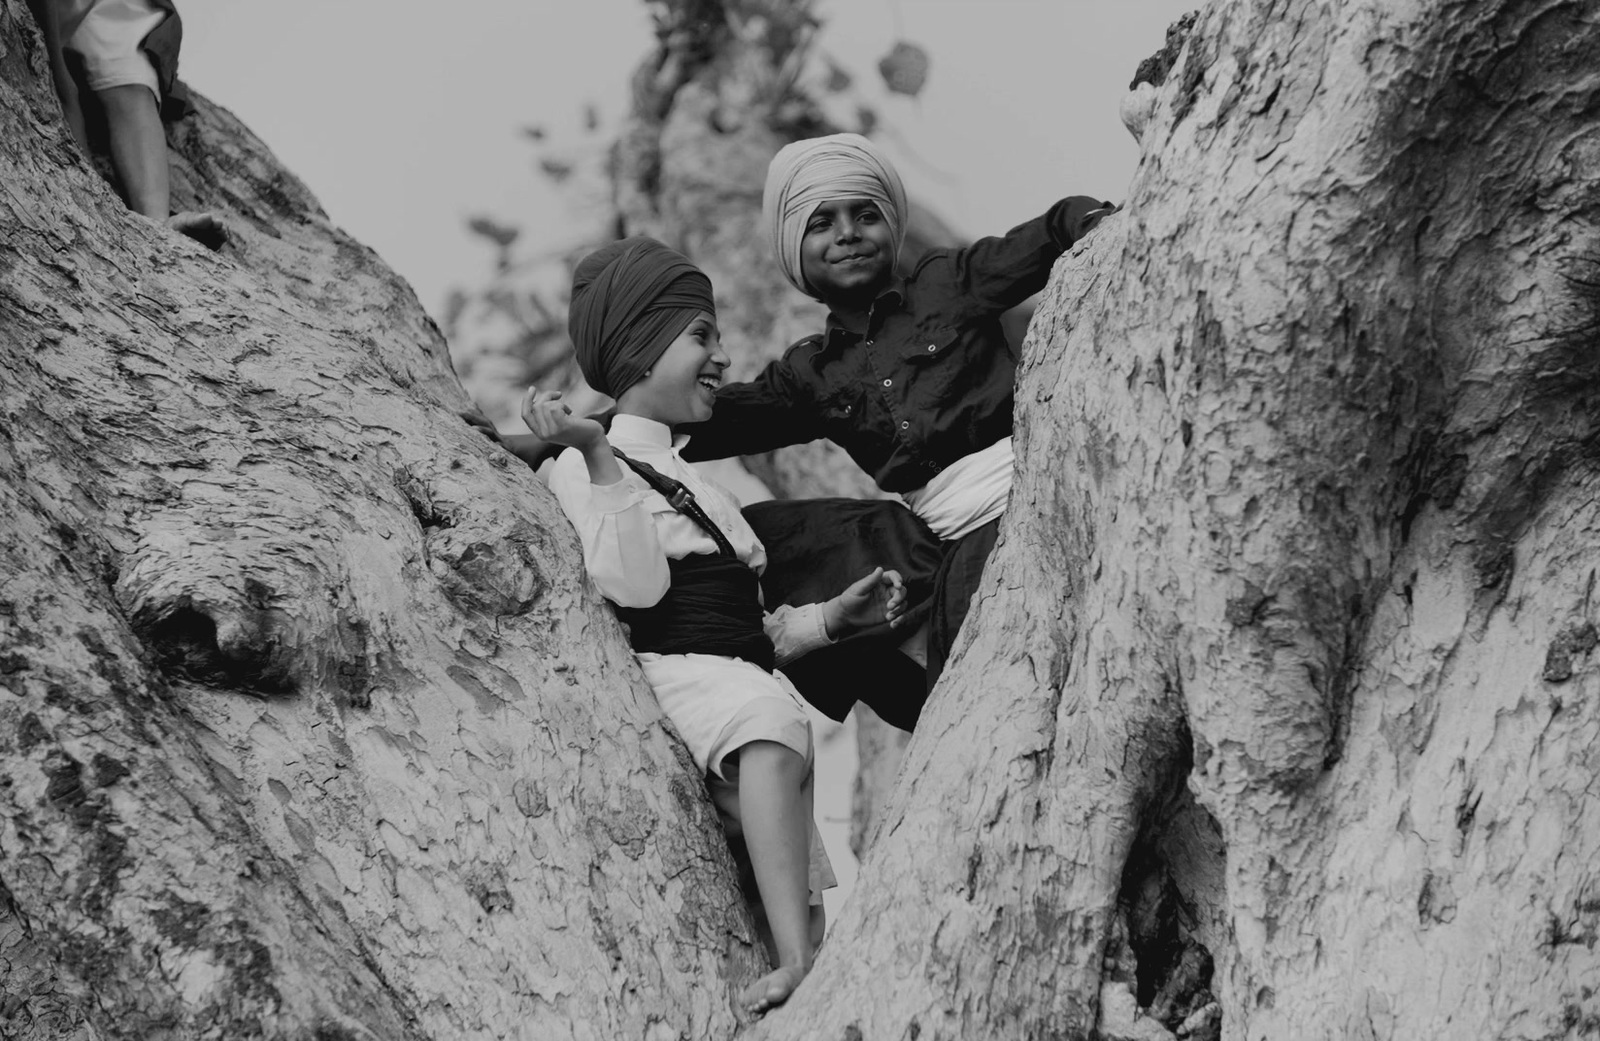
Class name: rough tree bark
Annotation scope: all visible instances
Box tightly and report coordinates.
[0,2,771,1037]
[4,2,1598,1041]
[748,1,1600,1039]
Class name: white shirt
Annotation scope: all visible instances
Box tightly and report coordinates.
[546,414,832,667]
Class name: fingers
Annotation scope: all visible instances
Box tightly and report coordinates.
[881,568,906,627]
[520,388,576,439]
[846,566,883,596]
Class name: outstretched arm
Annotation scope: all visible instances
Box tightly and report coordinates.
[679,346,826,463]
[765,567,907,668]
[822,567,908,638]
[920,196,1118,319]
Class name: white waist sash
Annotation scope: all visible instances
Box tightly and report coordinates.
[900,436,1013,541]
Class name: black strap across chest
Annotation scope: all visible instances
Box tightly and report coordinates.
[609,449,774,671]
[613,449,738,558]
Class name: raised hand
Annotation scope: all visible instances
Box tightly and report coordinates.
[521,388,607,450]
[823,567,908,639]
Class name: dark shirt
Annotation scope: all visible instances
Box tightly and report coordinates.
[680,196,1112,493]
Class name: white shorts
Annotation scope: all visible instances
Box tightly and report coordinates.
[639,651,837,902]
[59,0,166,99]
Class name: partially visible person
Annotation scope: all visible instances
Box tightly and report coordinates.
[462,135,1113,731]
[678,133,1115,726]
[26,0,225,248]
[530,236,906,1013]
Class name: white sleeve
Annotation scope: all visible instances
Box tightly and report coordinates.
[765,601,835,669]
[547,450,671,608]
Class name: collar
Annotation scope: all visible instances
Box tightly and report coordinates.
[823,276,907,344]
[609,413,693,453]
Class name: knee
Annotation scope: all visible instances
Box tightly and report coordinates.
[97,83,156,120]
[733,740,808,780]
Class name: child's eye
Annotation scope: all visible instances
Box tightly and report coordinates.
[806,218,830,234]
[858,208,881,222]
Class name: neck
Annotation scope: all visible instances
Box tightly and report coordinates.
[823,281,887,333]
[826,296,875,333]
[612,398,682,439]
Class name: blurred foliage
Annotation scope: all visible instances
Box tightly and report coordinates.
[444,0,937,430]
[877,40,928,98]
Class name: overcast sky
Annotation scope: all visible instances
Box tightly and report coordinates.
[183,1,1194,316]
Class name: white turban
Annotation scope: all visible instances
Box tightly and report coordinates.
[763,133,909,300]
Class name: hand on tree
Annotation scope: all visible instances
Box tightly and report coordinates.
[823,567,907,639]
[521,388,606,450]
[460,409,503,444]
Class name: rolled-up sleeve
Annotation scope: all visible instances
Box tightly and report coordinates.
[547,450,671,608]
[765,601,834,669]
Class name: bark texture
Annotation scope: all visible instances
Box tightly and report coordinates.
[0,4,769,1038]
[749,1,1600,1039]
[6,0,1599,1039]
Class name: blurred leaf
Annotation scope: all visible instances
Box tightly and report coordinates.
[824,58,852,93]
[539,158,574,183]
[466,216,521,249]
[856,105,878,135]
[440,288,468,336]
[583,103,601,133]
[878,39,929,98]
[521,125,546,142]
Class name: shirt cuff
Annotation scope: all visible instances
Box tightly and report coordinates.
[589,475,647,514]
[792,601,836,654]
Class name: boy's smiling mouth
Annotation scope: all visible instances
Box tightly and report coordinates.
[697,372,722,392]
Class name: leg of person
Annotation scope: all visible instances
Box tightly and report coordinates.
[731,740,814,1012]
[925,518,1002,690]
[97,82,168,218]
[705,782,777,964]
[803,761,826,953]
[646,653,833,1008]
[24,0,88,148]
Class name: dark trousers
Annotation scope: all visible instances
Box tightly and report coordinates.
[743,499,1001,731]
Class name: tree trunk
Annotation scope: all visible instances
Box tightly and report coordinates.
[5,2,1598,1041]
[747,1,1600,1038]
[0,3,767,1037]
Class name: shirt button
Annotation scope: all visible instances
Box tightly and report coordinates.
[900,420,909,429]
[926,344,937,352]
[882,378,892,387]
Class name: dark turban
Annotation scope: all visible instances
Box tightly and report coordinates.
[567,237,715,399]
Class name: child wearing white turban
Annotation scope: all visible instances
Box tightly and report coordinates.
[680,133,1116,727]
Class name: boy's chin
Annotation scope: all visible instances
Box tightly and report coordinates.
[817,267,890,301]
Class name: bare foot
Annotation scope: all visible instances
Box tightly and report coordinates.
[740,964,808,1014]
[167,211,229,250]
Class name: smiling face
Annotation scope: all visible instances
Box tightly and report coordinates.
[798,197,897,306]
[614,310,728,427]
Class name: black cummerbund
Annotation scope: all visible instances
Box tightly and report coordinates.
[614,553,775,672]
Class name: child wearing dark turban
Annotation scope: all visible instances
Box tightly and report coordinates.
[526,237,907,1013]
[675,133,1115,729]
